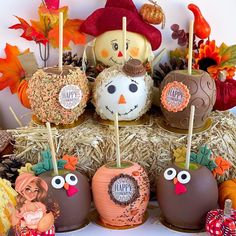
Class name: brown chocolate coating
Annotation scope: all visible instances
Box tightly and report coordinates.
[160,70,216,129]
[40,170,91,232]
[123,59,146,77]
[156,163,218,230]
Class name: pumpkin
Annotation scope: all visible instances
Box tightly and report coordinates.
[139,2,165,28]
[206,199,236,235]
[219,179,236,210]
[17,79,31,109]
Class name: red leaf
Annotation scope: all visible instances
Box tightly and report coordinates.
[9,16,48,45]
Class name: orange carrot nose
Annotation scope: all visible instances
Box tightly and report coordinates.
[173,177,178,185]
[118,94,126,104]
[118,51,123,57]
[64,182,69,190]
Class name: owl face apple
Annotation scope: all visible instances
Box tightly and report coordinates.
[156,163,218,230]
[93,64,152,121]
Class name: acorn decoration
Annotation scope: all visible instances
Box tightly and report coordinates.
[140,0,166,28]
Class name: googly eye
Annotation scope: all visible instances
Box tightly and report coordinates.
[51,176,65,189]
[112,42,119,51]
[65,173,78,186]
[177,171,191,184]
[129,83,138,93]
[107,85,116,94]
[164,168,177,180]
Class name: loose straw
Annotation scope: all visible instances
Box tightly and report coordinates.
[224,199,232,217]
[46,122,59,175]
[114,112,121,168]
[122,16,127,64]
[187,20,194,75]
[9,106,23,127]
[59,11,63,71]
[185,105,195,170]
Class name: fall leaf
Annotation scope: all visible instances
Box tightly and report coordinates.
[18,163,33,175]
[212,156,231,177]
[170,48,188,60]
[9,16,48,45]
[0,44,29,93]
[48,19,86,49]
[173,146,186,163]
[219,44,236,67]
[62,155,78,171]
[190,146,217,171]
[31,5,68,36]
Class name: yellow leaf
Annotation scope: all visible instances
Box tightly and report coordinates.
[173,146,186,163]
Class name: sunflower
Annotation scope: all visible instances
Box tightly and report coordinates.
[194,40,236,79]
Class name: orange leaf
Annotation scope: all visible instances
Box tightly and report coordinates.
[0,44,29,94]
[48,19,86,49]
[212,156,231,177]
[62,155,78,171]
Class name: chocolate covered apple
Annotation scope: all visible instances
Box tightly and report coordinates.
[160,69,216,130]
[156,162,218,230]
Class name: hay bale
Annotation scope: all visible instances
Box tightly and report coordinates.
[10,110,236,190]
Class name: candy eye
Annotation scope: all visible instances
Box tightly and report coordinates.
[65,173,78,186]
[112,42,119,51]
[51,176,65,189]
[164,168,177,180]
[129,83,138,93]
[107,85,116,94]
[177,171,191,184]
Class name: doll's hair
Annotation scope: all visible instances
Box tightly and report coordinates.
[16,178,47,210]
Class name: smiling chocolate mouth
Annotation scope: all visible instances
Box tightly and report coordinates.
[105,105,138,116]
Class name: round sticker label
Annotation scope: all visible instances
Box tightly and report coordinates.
[59,85,82,109]
[108,174,140,206]
[161,81,190,112]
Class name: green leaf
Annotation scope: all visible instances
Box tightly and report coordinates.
[219,45,236,67]
[170,48,188,60]
[32,149,67,175]
[219,43,228,56]
[190,146,217,171]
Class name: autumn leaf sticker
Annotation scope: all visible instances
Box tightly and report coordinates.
[0,44,29,94]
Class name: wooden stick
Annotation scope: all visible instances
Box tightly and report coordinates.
[188,20,194,75]
[9,106,23,127]
[185,105,195,170]
[224,199,232,217]
[58,11,63,71]
[114,112,121,168]
[46,122,59,175]
[122,16,127,64]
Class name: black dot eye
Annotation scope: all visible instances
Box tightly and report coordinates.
[70,175,76,181]
[107,85,116,94]
[129,83,138,93]
[55,179,61,184]
[112,43,119,51]
[126,42,129,50]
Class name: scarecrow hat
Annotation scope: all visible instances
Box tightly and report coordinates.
[80,0,162,51]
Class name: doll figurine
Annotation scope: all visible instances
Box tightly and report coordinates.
[10,173,55,236]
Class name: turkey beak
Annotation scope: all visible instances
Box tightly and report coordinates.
[173,177,178,185]
[64,182,69,190]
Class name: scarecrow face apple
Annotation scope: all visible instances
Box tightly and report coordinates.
[94,30,152,67]
[93,59,153,121]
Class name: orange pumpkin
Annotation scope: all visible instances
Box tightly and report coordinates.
[17,79,31,109]
[139,3,165,28]
[219,179,236,209]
